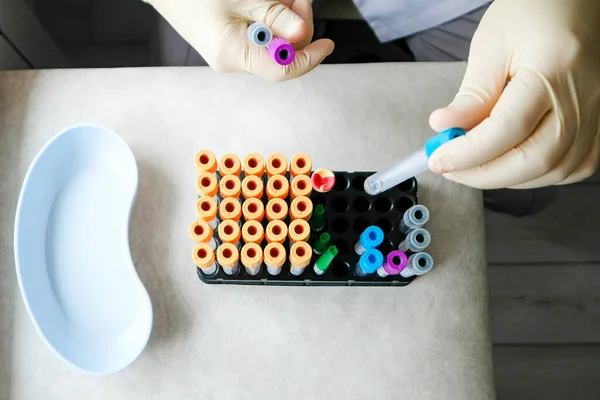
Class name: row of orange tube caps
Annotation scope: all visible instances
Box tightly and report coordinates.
[191,150,315,276]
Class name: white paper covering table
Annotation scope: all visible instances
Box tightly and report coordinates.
[0,63,494,399]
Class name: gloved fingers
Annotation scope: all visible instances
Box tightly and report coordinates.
[243,37,334,81]
[233,0,307,43]
[555,134,600,185]
[441,110,572,189]
[508,125,598,189]
[428,68,553,175]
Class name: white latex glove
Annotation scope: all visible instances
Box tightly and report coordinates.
[145,0,334,81]
[428,0,600,189]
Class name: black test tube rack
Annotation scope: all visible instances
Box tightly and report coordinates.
[196,171,421,286]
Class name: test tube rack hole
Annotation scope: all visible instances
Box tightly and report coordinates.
[196,171,421,286]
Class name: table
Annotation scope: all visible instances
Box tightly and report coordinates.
[0,63,494,399]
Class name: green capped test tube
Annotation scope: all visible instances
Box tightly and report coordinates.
[310,204,326,232]
[313,232,331,255]
[313,245,338,275]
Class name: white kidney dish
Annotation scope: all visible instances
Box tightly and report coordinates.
[14,124,153,374]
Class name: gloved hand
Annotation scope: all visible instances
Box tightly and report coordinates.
[428,0,600,189]
[145,0,334,81]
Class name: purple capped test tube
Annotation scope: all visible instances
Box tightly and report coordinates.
[377,250,408,278]
[267,37,295,66]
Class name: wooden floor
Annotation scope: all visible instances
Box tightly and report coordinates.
[486,171,600,399]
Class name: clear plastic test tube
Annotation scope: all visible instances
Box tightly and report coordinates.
[217,243,240,276]
[193,242,218,276]
[265,242,286,275]
[189,219,217,251]
[364,128,466,196]
[195,196,219,230]
[355,248,383,277]
[400,252,434,278]
[241,242,263,276]
[399,204,430,233]
[218,219,242,249]
[398,227,431,253]
[377,250,408,278]
[219,197,242,225]
[289,241,312,276]
[354,226,384,255]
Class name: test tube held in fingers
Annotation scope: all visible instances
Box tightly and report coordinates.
[189,219,217,250]
[313,232,330,255]
[247,22,272,47]
[218,219,242,248]
[193,242,218,276]
[314,245,338,275]
[242,175,264,199]
[291,174,312,199]
[266,174,289,199]
[290,196,313,220]
[219,197,242,223]
[398,227,431,253]
[195,149,217,174]
[241,243,263,276]
[217,243,240,275]
[264,242,286,275]
[399,204,430,233]
[266,198,288,221]
[243,153,265,176]
[355,248,384,277]
[242,198,265,222]
[267,37,295,66]
[266,153,287,177]
[377,250,408,277]
[219,153,242,176]
[195,172,219,197]
[242,220,264,244]
[266,220,288,244]
[289,241,312,276]
[195,196,219,229]
[400,252,434,278]
[290,153,312,177]
[354,226,384,255]
[289,219,310,243]
[220,174,242,200]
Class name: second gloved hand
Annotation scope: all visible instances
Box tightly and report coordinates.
[146,0,334,81]
[428,0,600,189]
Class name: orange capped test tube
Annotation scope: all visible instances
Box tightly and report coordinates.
[242,220,264,244]
[216,243,239,275]
[196,172,219,197]
[289,241,312,276]
[290,196,313,220]
[195,196,218,229]
[242,198,264,222]
[288,219,310,244]
[290,174,312,199]
[241,242,263,276]
[266,174,289,199]
[218,219,242,248]
[195,150,217,174]
[243,153,265,176]
[266,220,288,244]
[219,197,242,223]
[266,198,288,221]
[290,153,312,177]
[242,175,264,199]
[220,174,242,199]
[264,242,286,276]
[193,242,218,275]
[189,219,217,250]
[219,153,242,176]
[266,153,287,177]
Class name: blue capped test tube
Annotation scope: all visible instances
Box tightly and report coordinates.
[398,227,431,253]
[354,226,384,255]
[247,22,273,47]
[400,252,434,278]
[355,248,384,276]
[399,204,430,234]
